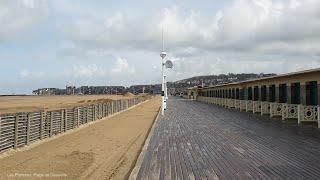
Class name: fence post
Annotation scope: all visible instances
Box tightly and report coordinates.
[50,111,53,137]
[73,108,76,129]
[117,100,118,112]
[103,104,105,117]
[65,110,68,131]
[297,105,301,125]
[26,113,30,145]
[40,111,44,139]
[282,104,286,121]
[85,106,88,122]
[14,114,19,149]
[91,105,94,121]
[98,104,100,118]
[94,105,96,120]
[108,103,110,114]
[60,110,64,133]
[0,117,1,141]
[317,106,320,128]
[77,108,80,125]
[111,102,113,114]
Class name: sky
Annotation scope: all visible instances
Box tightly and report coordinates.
[0,0,320,94]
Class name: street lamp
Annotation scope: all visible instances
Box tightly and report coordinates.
[160,51,166,115]
[159,28,173,116]
[164,60,173,102]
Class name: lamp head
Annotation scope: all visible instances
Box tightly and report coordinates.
[160,51,167,59]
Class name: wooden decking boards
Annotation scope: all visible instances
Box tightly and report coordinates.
[136,98,320,179]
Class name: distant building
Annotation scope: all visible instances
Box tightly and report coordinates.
[128,84,161,94]
[33,85,126,96]
[66,85,76,95]
[32,88,64,95]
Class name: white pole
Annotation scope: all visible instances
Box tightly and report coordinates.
[164,75,167,110]
[165,75,168,100]
[160,27,166,116]
[162,57,165,115]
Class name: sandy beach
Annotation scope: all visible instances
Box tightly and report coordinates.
[0,96,161,180]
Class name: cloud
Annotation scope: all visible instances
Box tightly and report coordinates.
[111,57,135,75]
[56,0,320,57]
[2,0,320,94]
[71,64,106,78]
[211,0,320,55]
[0,0,49,42]
[19,69,44,79]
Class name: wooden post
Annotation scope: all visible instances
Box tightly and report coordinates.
[298,105,301,125]
[106,103,109,116]
[318,83,320,106]
[266,85,270,102]
[300,82,306,105]
[287,83,292,104]
[61,110,64,133]
[93,105,96,120]
[26,113,30,145]
[108,103,111,116]
[275,84,280,103]
[14,114,19,149]
[73,108,76,129]
[282,104,286,121]
[64,110,68,131]
[116,101,118,112]
[111,102,113,114]
[50,111,53,137]
[40,111,44,140]
[245,101,248,112]
[102,104,105,117]
[77,108,80,126]
[0,117,1,140]
[86,106,89,122]
[317,106,320,128]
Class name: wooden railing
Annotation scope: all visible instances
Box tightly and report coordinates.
[0,96,149,154]
[196,97,320,128]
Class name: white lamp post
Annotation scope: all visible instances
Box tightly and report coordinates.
[160,51,166,115]
[159,28,173,115]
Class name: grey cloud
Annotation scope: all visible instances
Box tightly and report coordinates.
[0,0,49,42]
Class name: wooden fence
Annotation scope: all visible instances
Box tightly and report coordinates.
[0,97,148,154]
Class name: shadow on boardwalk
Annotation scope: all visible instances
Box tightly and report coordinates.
[136,97,320,180]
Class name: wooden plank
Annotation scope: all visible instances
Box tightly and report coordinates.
[60,110,64,133]
[136,98,320,179]
[50,111,53,137]
[64,109,68,131]
[26,113,30,145]
[0,117,2,143]
[40,111,44,140]
[77,108,80,126]
[14,114,19,149]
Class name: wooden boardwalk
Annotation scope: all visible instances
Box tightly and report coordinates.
[136,98,320,179]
